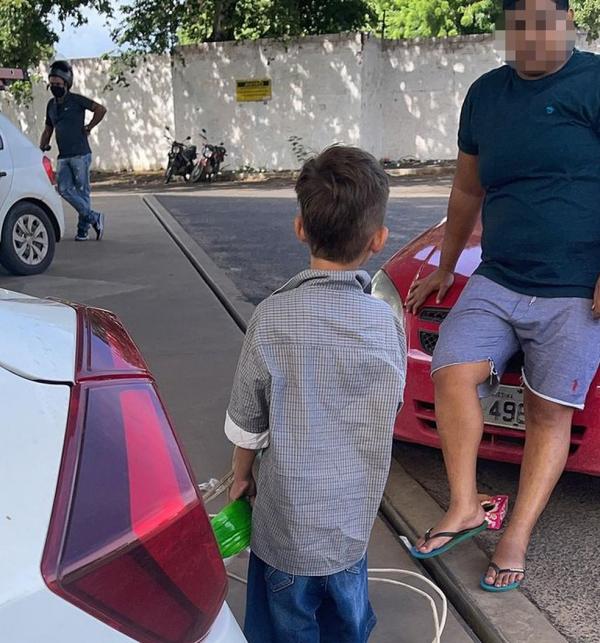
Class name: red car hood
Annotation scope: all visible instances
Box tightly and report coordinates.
[382,219,483,306]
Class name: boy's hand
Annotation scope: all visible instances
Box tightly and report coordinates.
[229,475,256,503]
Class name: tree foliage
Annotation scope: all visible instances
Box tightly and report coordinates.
[1,0,599,94]
[370,0,501,38]
[0,0,112,70]
[114,0,376,55]
[573,0,600,40]
[370,0,600,40]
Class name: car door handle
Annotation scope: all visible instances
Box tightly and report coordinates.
[0,171,7,178]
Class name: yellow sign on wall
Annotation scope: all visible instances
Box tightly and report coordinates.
[236,79,272,103]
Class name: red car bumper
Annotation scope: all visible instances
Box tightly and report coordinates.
[395,322,600,476]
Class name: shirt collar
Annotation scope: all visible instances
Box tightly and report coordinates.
[273,269,372,295]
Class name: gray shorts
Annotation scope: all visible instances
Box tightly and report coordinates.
[431,275,600,409]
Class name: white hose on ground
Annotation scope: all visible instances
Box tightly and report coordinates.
[367,568,447,643]
[226,567,447,643]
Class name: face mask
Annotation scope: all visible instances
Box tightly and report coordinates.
[50,85,66,98]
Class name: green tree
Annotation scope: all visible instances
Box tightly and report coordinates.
[0,0,112,69]
[115,0,376,54]
[573,0,600,40]
[0,0,112,100]
[370,0,599,40]
[371,0,501,39]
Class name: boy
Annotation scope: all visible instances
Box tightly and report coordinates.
[225,145,406,642]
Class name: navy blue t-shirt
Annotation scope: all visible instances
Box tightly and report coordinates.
[45,92,94,159]
[459,50,600,298]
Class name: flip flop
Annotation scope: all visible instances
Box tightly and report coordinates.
[410,520,488,559]
[480,562,525,592]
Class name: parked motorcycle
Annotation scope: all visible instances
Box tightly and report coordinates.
[191,129,227,183]
[164,127,197,184]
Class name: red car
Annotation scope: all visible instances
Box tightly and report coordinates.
[372,220,600,476]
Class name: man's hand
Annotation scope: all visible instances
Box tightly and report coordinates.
[40,124,53,152]
[229,474,256,503]
[593,276,600,320]
[83,125,92,136]
[406,268,455,315]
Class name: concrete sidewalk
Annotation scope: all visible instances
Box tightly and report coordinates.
[0,195,474,642]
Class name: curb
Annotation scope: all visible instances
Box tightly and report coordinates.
[142,195,255,332]
[385,166,455,178]
[92,165,455,190]
[382,460,567,643]
[143,193,566,643]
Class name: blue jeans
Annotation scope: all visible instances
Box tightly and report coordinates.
[57,153,100,235]
[244,552,376,643]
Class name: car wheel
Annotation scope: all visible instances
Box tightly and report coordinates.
[0,202,56,276]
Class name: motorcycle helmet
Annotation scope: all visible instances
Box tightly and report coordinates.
[48,60,74,89]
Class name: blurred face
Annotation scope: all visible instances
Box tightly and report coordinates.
[503,0,575,76]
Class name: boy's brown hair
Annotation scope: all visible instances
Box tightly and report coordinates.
[294,145,390,264]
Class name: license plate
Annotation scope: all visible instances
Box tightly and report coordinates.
[481,385,525,431]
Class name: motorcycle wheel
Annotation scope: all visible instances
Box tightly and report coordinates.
[165,162,174,184]
[191,164,205,183]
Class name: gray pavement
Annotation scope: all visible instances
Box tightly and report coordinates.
[154,181,600,643]
[0,195,475,642]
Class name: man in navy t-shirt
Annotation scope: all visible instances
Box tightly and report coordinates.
[407,0,600,591]
[40,61,107,241]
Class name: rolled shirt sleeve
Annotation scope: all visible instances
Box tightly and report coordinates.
[225,325,271,450]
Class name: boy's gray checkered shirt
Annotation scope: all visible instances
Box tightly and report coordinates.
[225,270,406,576]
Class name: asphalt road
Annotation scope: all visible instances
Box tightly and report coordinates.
[157,184,447,304]
[158,181,600,643]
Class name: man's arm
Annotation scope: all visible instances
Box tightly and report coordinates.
[40,124,53,151]
[405,151,485,313]
[593,275,600,319]
[84,102,107,134]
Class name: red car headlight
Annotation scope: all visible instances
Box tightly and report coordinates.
[372,269,405,325]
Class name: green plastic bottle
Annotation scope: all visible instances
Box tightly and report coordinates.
[210,499,252,559]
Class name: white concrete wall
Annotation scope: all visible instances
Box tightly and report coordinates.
[377,34,599,161]
[1,34,597,171]
[172,33,365,171]
[378,35,500,161]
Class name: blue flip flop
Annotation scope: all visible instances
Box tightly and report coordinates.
[480,562,525,592]
[410,520,488,559]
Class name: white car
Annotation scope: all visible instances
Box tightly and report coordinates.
[0,114,64,275]
[0,289,245,643]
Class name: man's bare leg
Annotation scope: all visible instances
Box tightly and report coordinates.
[484,388,573,587]
[415,361,489,553]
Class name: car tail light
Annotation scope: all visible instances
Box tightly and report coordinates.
[43,155,56,185]
[42,307,227,643]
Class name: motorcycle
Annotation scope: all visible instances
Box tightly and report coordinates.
[191,129,227,183]
[164,127,197,184]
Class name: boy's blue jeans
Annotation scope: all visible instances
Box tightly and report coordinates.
[57,153,101,236]
[244,552,376,643]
